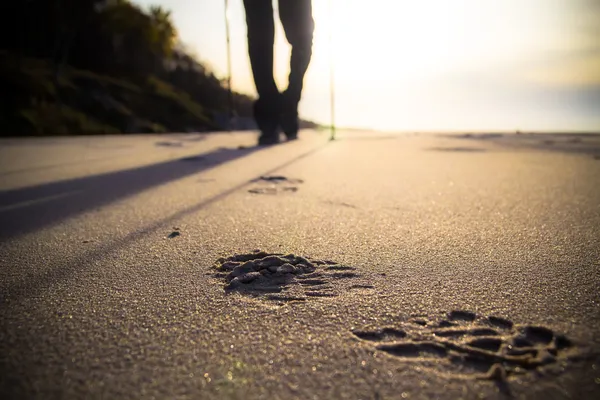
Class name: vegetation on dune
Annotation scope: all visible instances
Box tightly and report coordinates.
[0,0,318,136]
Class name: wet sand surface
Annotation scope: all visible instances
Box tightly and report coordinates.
[1,131,599,399]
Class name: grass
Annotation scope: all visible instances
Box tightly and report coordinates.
[20,102,119,135]
[0,52,217,136]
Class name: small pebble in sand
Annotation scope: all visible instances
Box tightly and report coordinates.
[277,263,296,274]
[257,256,283,268]
[299,263,317,273]
[294,256,313,266]
[228,262,257,280]
[226,277,243,290]
[219,261,240,271]
[237,272,261,283]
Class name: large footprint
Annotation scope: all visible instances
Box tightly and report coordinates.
[352,310,578,380]
[212,250,360,302]
[247,176,303,195]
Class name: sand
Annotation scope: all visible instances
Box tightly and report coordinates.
[1,130,599,399]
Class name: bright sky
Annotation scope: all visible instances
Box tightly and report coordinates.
[133,0,600,131]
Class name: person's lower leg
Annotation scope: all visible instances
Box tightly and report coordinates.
[285,42,312,104]
[243,0,280,141]
[280,43,311,139]
[279,0,314,138]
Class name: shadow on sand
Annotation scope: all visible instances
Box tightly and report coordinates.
[2,143,327,301]
[0,145,262,240]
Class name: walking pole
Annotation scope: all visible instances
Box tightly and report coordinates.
[224,0,234,131]
[328,0,336,141]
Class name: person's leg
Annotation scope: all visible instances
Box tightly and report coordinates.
[278,0,314,138]
[243,0,280,144]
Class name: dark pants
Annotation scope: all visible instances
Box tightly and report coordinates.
[243,0,314,112]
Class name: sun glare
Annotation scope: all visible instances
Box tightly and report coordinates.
[269,0,596,130]
[301,1,560,83]
[240,0,598,130]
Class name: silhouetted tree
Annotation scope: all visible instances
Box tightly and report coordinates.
[0,0,316,135]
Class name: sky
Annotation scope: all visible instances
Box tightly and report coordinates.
[133,0,600,131]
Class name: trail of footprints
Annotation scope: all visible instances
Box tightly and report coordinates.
[213,250,364,302]
[248,175,303,195]
[213,252,581,378]
[352,310,576,380]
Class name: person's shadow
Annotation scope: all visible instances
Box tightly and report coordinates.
[0,145,261,240]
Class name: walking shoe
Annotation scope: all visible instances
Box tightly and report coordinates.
[253,98,280,146]
[280,90,299,141]
[258,132,280,146]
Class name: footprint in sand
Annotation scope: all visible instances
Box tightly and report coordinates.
[427,147,486,153]
[166,228,180,239]
[351,311,580,380]
[248,176,303,195]
[212,250,363,303]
